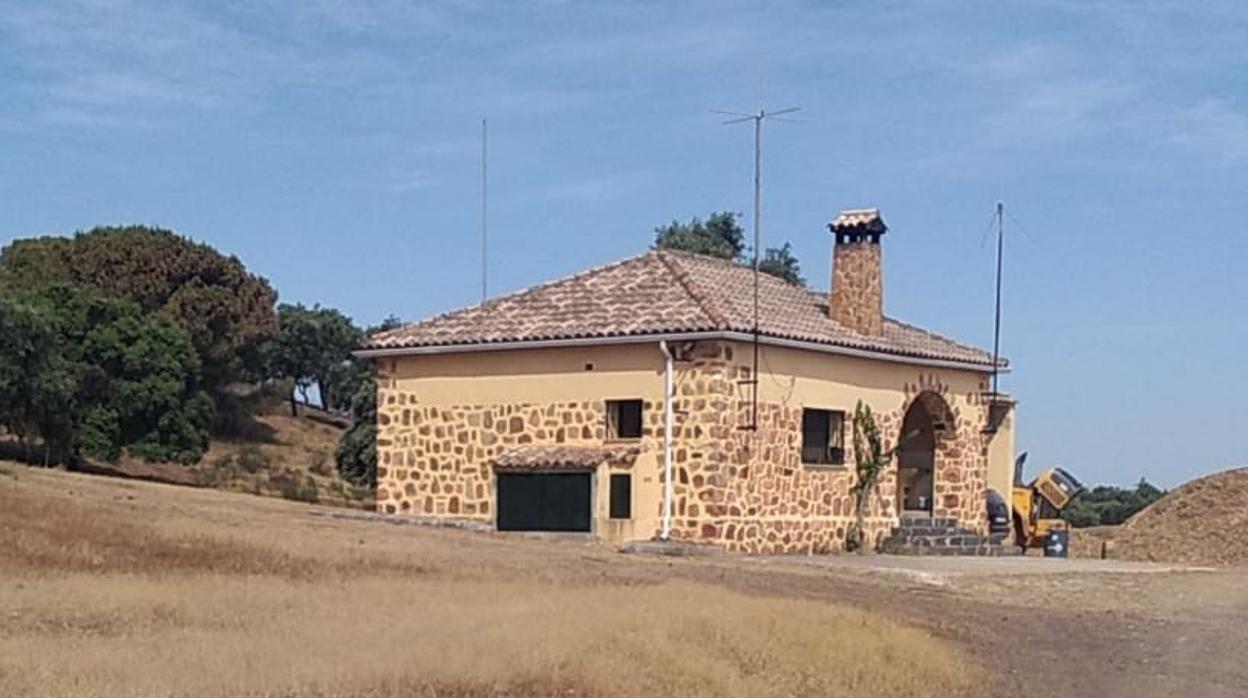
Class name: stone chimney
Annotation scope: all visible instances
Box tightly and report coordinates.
[828,208,886,336]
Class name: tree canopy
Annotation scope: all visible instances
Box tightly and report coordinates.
[263,303,362,413]
[0,226,278,391]
[758,242,805,286]
[0,285,213,465]
[653,211,807,286]
[331,315,402,487]
[653,212,746,260]
[1063,479,1165,527]
[0,296,74,463]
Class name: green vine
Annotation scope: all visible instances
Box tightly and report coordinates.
[846,400,911,553]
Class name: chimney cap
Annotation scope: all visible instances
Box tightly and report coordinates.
[829,208,887,234]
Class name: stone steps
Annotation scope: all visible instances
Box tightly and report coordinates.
[880,516,1019,557]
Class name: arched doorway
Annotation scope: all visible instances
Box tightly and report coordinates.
[896,392,952,516]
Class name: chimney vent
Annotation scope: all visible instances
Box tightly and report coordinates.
[828,208,886,336]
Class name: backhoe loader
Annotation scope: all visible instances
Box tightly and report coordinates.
[1001,452,1085,549]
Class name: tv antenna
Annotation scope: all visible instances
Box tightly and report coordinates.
[711,105,800,431]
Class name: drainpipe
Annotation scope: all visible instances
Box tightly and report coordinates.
[659,341,674,540]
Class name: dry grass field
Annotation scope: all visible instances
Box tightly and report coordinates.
[0,465,986,698]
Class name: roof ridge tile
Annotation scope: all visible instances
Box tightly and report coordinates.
[654,249,728,329]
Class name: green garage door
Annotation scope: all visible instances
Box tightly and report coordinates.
[496,472,592,532]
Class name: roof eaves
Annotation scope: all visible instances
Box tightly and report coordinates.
[362,251,658,349]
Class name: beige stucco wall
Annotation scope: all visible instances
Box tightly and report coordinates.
[987,408,1016,500]
[373,339,1015,553]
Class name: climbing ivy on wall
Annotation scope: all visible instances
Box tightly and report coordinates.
[847,401,913,553]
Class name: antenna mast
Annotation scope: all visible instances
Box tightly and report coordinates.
[991,201,1004,394]
[712,105,800,431]
[480,117,488,304]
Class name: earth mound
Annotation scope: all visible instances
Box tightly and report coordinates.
[1108,467,1248,566]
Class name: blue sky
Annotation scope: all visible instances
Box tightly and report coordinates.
[1,1,1245,487]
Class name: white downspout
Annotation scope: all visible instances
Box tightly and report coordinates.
[659,341,674,540]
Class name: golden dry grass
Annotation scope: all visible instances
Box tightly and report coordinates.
[0,466,987,698]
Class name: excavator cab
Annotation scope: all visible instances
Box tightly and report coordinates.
[1035,467,1084,511]
[1009,452,1086,549]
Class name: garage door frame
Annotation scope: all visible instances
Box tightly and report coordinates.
[495,470,595,533]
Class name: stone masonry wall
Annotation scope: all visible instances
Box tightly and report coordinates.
[374,389,662,518]
[902,375,992,533]
[830,240,883,336]
[664,342,991,553]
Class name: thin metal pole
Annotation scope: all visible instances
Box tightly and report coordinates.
[712,104,797,430]
[991,201,1004,394]
[751,112,762,430]
[481,117,488,304]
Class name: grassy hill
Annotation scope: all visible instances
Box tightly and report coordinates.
[8,401,373,510]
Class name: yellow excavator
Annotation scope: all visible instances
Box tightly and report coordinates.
[989,452,1084,549]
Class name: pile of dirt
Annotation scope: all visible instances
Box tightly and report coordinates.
[1107,467,1248,566]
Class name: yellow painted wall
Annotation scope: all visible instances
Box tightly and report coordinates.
[987,409,1016,499]
[381,344,666,404]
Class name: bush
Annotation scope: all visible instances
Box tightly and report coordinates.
[335,423,376,488]
[308,452,332,477]
[270,469,319,504]
[235,444,271,473]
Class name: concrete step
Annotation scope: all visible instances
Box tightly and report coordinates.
[896,516,959,529]
[890,525,964,538]
[889,534,983,547]
[881,518,1021,556]
[880,540,1021,557]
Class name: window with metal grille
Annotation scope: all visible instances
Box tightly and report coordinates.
[609,473,632,519]
[801,408,846,465]
[606,399,643,439]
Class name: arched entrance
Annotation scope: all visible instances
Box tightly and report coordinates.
[896,392,953,516]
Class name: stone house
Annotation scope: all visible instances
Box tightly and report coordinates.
[358,209,1016,554]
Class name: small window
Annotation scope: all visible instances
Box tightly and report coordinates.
[609,473,632,519]
[606,399,643,439]
[801,409,846,465]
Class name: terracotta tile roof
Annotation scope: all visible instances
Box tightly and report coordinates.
[830,208,886,233]
[493,445,643,470]
[364,249,1002,368]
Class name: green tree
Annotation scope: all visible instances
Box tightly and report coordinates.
[758,242,805,286]
[1,285,214,465]
[0,226,278,393]
[264,303,362,414]
[0,296,76,463]
[323,315,402,414]
[654,212,746,259]
[332,315,402,487]
[1062,478,1164,527]
[77,311,215,463]
[654,212,806,285]
[335,377,378,487]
